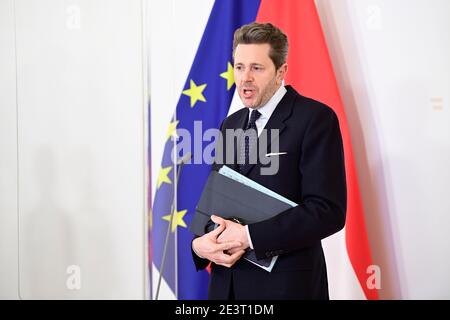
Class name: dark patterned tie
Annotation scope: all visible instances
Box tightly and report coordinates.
[238,110,261,173]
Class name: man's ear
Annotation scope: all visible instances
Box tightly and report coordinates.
[276,63,288,84]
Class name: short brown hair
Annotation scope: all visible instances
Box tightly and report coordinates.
[233,22,288,70]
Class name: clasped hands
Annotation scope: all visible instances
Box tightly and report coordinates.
[192,215,249,268]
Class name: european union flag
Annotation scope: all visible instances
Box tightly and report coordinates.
[152,0,260,299]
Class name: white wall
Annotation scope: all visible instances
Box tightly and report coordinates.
[0,0,147,299]
[0,0,19,300]
[316,0,450,299]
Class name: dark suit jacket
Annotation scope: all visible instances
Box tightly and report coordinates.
[192,85,347,300]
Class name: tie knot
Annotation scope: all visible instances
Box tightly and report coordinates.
[247,110,261,129]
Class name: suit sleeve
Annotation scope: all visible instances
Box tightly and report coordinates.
[191,238,211,271]
[248,106,347,260]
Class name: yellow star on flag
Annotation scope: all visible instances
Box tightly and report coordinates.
[182,79,207,107]
[162,209,188,232]
[220,62,235,90]
[166,120,179,141]
[157,166,172,189]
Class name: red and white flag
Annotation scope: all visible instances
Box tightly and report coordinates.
[256,0,379,299]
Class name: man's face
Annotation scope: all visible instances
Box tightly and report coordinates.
[234,43,287,109]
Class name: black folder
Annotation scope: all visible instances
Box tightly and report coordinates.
[190,170,295,269]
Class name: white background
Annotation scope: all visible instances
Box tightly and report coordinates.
[1,0,147,299]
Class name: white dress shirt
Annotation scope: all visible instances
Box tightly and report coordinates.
[193,86,287,257]
[249,85,287,137]
[245,85,287,249]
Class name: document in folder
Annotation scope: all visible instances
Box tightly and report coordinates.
[189,166,298,272]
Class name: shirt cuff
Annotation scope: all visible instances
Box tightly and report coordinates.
[245,225,254,250]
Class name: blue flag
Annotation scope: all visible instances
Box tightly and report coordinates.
[152,0,260,300]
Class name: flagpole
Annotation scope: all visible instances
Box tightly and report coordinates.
[155,153,191,300]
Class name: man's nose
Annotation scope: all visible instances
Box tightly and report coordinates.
[242,69,253,83]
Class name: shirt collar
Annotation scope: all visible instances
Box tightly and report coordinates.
[249,85,287,121]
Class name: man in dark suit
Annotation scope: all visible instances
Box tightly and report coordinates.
[191,22,346,300]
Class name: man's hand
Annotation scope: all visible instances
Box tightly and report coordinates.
[192,219,246,268]
[213,215,249,255]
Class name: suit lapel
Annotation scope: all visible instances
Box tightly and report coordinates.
[240,86,296,176]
